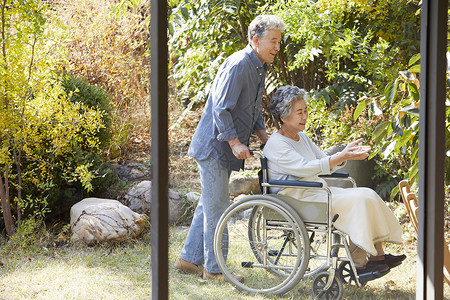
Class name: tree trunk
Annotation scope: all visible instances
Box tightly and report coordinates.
[14,148,22,227]
[0,168,16,236]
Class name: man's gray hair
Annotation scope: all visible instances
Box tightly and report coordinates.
[248,15,286,45]
[270,85,308,124]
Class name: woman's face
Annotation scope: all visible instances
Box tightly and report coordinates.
[280,98,308,132]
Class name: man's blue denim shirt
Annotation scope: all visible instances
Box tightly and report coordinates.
[188,44,268,171]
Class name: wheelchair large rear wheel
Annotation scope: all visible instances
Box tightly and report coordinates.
[249,209,330,279]
[304,227,329,277]
[214,195,310,295]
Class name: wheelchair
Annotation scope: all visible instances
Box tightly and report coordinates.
[213,151,368,299]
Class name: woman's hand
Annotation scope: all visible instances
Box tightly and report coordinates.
[343,138,370,160]
[329,138,370,168]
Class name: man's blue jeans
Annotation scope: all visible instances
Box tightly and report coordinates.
[179,157,231,274]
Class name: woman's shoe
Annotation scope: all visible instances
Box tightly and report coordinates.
[370,254,407,269]
[380,254,407,268]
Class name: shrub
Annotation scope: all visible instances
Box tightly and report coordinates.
[58,72,113,147]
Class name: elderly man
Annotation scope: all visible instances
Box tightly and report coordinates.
[175,15,286,281]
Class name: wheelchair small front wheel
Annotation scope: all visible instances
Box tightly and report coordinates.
[312,271,343,300]
[337,261,358,285]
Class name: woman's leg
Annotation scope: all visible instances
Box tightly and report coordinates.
[330,187,402,256]
[349,240,368,268]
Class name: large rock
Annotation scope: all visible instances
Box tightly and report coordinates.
[115,161,151,182]
[70,198,147,244]
[123,180,185,224]
[229,172,261,195]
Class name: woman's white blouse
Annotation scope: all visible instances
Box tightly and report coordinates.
[263,132,344,193]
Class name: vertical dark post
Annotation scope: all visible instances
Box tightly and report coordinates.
[150,0,168,299]
[418,0,447,298]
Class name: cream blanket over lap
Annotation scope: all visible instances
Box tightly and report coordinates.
[279,182,403,256]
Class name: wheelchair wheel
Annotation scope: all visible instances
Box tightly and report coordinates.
[247,205,293,278]
[248,211,328,279]
[214,195,310,295]
[304,227,329,277]
[312,271,343,300]
[247,205,301,278]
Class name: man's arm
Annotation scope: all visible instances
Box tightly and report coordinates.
[255,129,269,145]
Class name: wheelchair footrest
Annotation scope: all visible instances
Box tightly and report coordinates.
[358,268,390,285]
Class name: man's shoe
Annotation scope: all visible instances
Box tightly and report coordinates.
[202,269,244,283]
[174,257,204,277]
[356,262,390,285]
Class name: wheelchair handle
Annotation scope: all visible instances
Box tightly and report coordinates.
[332,214,339,223]
[249,150,264,158]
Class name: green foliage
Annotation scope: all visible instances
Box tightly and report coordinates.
[353,44,450,198]
[21,181,53,219]
[1,0,63,235]
[16,77,112,208]
[354,57,420,191]
[59,72,113,147]
[307,91,383,148]
[169,0,420,131]
[273,0,420,104]
[306,92,397,199]
[3,214,49,252]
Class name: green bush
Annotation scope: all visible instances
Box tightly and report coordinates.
[15,76,116,218]
[59,72,112,147]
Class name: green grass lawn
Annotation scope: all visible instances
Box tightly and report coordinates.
[0,224,449,299]
[169,226,422,300]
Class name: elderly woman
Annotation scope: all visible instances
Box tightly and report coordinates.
[263,85,405,279]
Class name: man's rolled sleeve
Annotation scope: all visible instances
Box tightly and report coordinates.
[217,127,238,142]
[213,65,243,142]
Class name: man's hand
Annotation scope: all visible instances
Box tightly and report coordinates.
[228,138,251,159]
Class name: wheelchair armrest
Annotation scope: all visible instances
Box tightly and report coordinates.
[267,180,323,188]
[319,172,349,178]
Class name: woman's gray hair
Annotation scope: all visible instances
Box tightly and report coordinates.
[270,86,308,124]
[248,15,286,45]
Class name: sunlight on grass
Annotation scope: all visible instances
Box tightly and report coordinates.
[0,242,151,300]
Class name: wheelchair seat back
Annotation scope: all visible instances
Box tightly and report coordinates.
[258,156,328,224]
